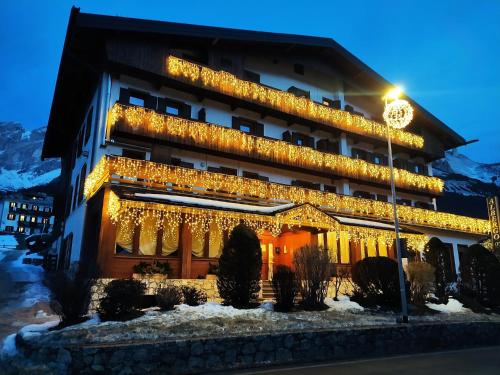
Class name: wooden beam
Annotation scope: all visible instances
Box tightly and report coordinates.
[180,219,192,278]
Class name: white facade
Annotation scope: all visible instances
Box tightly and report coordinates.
[0,194,54,235]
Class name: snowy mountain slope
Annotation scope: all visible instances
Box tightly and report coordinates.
[0,122,60,192]
[433,151,500,197]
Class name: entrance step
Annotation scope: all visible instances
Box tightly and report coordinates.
[261,280,275,301]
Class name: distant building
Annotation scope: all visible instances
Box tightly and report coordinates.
[0,193,55,235]
[42,8,489,280]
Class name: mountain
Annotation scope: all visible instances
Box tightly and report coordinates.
[0,122,60,192]
[433,151,500,219]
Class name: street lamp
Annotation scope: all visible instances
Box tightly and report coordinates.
[383,86,413,323]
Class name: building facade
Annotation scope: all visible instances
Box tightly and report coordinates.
[0,193,54,235]
[42,8,490,279]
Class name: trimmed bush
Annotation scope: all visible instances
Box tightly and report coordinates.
[156,286,183,310]
[351,257,401,308]
[217,224,262,308]
[272,265,297,312]
[98,279,145,320]
[424,237,455,301]
[459,244,500,307]
[293,245,331,310]
[181,286,207,306]
[406,262,435,305]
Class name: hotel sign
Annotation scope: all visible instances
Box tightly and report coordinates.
[487,196,500,251]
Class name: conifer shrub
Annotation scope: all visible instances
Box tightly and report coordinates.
[156,286,183,310]
[406,261,435,305]
[424,237,455,302]
[459,244,500,307]
[351,257,401,308]
[181,285,207,306]
[293,245,331,310]
[217,224,262,308]
[98,279,145,320]
[272,265,297,312]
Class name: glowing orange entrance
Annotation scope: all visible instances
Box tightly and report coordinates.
[259,229,316,280]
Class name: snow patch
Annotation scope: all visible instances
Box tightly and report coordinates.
[0,167,60,191]
[135,193,295,213]
[325,296,364,312]
[426,298,470,313]
[176,302,268,318]
[1,334,17,358]
[18,320,60,339]
[21,130,31,140]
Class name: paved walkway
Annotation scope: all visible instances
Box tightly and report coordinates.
[230,346,500,374]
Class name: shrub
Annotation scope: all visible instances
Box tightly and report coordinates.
[424,237,455,302]
[293,245,331,310]
[351,257,401,308]
[330,264,351,301]
[156,286,183,310]
[207,262,219,275]
[48,271,95,328]
[133,260,172,275]
[459,244,500,307]
[217,224,262,308]
[406,262,435,305]
[272,265,297,312]
[181,285,207,306]
[98,279,145,320]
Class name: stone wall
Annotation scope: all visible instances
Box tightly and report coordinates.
[89,278,221,313]
[16,322,500,374]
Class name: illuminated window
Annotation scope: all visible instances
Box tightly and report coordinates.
[7,213,15,220]
[32,205,38,211]
[19,215,25,222]
[31,217,36,223]
[378,238,388,257]
[326,232,338,263]
[339,231,350,264]
[367,238,377,257]
[9,202,16,208]
[18,226,24,233]
[21,204,27,210]
[43,218,49,224]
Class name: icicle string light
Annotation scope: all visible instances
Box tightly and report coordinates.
[108,197,427,250]
[84,156,490,235]
[165,56,424,149]
[108,103,443,194]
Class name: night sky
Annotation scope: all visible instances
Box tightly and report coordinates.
[1,0,498,163]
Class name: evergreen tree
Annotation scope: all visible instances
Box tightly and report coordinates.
[424,237,454,301]
[217,223,262,308]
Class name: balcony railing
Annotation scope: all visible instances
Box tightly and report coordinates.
[108,103,444,195]
[165,56,424,150]
[84,156,490,235]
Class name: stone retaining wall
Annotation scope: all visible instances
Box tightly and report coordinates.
[89,278,221,312]
[17,322,500,374]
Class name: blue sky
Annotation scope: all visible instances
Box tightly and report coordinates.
[1,0,499,163]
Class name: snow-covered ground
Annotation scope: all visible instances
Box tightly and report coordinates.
[0,235,57,358]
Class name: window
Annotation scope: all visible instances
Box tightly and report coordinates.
[232,117,264,136]
[78,164,87,204]
[32,205,38,212]
[294,63,304,75]
[198,108,206,122]
[129,96,145,107]
[323,185,337,193]
[351,148,368,160]
[43,218,49,224]
[322,97,341,109]
[353,191,375,200]
[376,194,388,202]
[73,175,80,211]
[166,105,179,115]
[372,153,386,165]
[31,217,36,223]
[288,132,314,148]
[21,203,27,210]
[292,180,321,190]
[122,149,146,160]
[9,202,16,208]
[242,171,269,182]
[396,199,412,206]
[85,107,93,144]
[19,215,25,222]
[5,226,13,232]
[45,207,51,213]
[287,86,310,98]
[18,226,25,233]
[7,213,15,220]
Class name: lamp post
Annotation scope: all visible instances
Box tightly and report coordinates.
[383,87,414,323]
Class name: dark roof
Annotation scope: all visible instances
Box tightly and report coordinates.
[43,7,466,158]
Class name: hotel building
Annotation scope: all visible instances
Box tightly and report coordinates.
[42,8,490,281]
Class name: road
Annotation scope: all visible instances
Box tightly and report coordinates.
[229,346,500,375]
